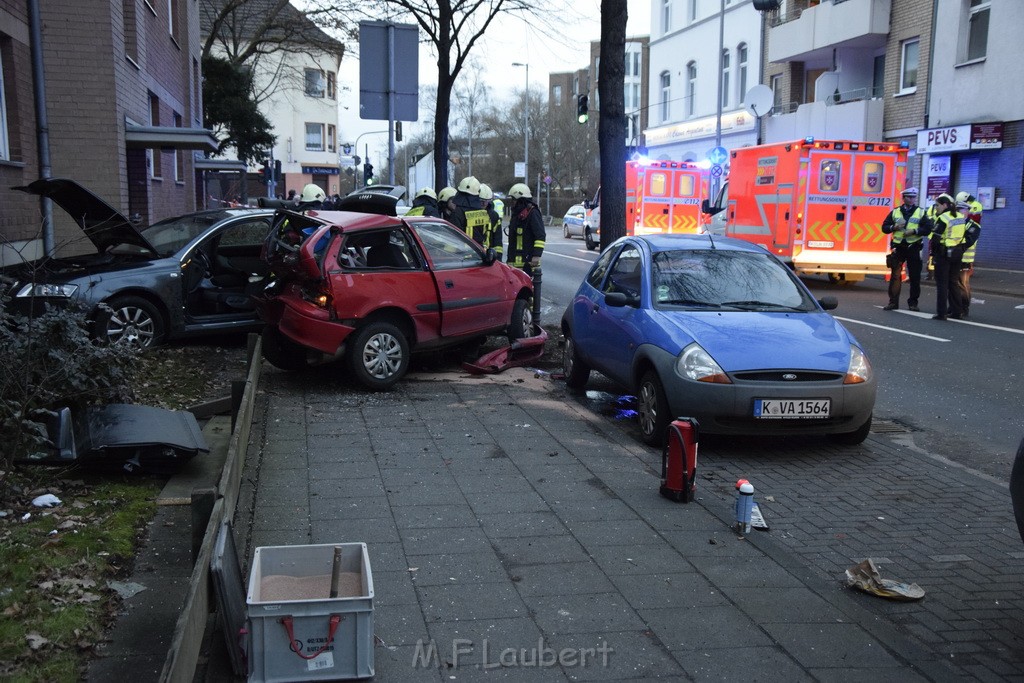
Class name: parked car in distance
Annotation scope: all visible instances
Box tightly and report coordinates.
[562,204,586,239]
[561,234,876,446]
[2,178,273,347]
[255,205,536,390]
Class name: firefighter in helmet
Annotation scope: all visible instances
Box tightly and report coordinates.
[506,183,545,277]
[437,187,457,222]
[478,183,503,256]
[448,176,491,246]
[406,187,440,217]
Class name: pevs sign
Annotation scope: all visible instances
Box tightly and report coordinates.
[917,123,1003,154]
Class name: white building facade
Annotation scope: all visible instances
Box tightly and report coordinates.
[645,0,762,162]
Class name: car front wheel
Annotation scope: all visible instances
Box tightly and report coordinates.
[348,321,410,390]
[638,370,671,446]
[509,298,533,342]
[97,295,165,348]
[584,229,598,251]
[828,414,872,445]
[563,223,570,239]
[562,333,590,389]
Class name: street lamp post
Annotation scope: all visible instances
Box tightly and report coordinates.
[512,62,529,181]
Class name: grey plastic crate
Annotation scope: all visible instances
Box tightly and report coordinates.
[247,542,374,681]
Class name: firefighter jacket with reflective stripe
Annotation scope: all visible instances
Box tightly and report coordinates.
[406,196,440,218]
[963,218,981,263]
[449,193,490,245]
[507,200,546,269]
[484,206,503,254]
[881,204,927,245]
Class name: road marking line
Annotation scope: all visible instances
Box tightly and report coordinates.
[835,316,950,342]
[542,251,594,264]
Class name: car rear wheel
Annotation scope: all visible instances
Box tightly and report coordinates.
[828,414,872,445]
[348,321,410,391]
[261,326,309,371]
[97,295,164,348]
[638,370,671,446]
[562,333,590,389]
[509,298,533,342]
[563,223,570,239]
[584,229,598,251]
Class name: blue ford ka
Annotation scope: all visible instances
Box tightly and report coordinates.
[561,234,876,446]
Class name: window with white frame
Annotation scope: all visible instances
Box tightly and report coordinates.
[327,72,336,99]
[662,0,671,34]
[899,38,919,92]
[687,62,697,117]
[167,0,180,43]
[0,48,9,161]
[721,49,731,108]
[305,69,326,97]
[737,43,748,104]
[628,114,639,142]
[327,124,336,153]
[771,73,783,111]
[660,71,671,121]
[305,123,325,151]
[965,0,989,61]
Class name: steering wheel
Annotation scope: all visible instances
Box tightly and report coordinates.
[191,248,212,276]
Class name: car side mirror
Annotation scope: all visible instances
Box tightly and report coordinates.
[483,248,497,266]
[582,200,591,209]
[818,295,838,311]
[605,292,639,308]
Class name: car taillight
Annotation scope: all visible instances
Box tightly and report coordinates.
[302,283,331,309]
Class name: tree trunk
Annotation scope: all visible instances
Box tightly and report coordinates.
[598,0,628,249]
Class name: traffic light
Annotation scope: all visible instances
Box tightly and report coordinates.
[260,159,271,184]
[577,94,589,124]
[363,163,374,185]
[274,159,282,181]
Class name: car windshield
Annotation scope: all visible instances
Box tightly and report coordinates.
[651,249,815,311]
[141,213,225,257]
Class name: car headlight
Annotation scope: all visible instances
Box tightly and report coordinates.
[676,342,731,384]
[844,345,872,384]
[16,283,79,298]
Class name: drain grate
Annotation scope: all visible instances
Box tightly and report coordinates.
[870,418,918,434]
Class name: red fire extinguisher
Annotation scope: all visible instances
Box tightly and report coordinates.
[660,417,698,503]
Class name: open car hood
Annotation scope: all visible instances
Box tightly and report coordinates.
[13,178,159,257]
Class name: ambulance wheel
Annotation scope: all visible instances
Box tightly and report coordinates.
[509,298,533,342]
[829,414,872,445]
[638,370,671,447]
[348,321,410,391]
[585,229,598,251]
[562,333,590,389]
[261,326,309,371]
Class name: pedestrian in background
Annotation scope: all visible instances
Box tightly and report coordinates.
[881,187,929,312]
[928,193,967,320]
[506,183,545,277]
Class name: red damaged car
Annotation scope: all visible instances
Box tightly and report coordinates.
[254,197,535,390]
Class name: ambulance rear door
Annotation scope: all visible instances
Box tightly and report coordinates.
[671,168,704,234]
[637,166,672,234]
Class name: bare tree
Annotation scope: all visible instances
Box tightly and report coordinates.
[598,0,627,248]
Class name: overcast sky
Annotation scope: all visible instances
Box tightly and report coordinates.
[339,0,652,165]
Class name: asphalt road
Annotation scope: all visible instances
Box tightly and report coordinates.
[538,232,1024,482]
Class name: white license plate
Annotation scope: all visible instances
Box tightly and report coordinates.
[754,398,830,419]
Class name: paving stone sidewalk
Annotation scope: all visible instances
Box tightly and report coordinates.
[231,367,975,681]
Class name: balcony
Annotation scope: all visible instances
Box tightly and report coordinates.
[768,0,891,64]
[764,94,884,143]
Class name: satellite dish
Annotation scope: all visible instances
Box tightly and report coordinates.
[744,84,774,118]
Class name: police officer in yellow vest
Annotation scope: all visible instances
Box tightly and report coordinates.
[405,187,440,217]
[928,193,968,320]
[478,183,503,256]
[956,199,982,318]
[448,176,492,247]
[881,187,930,311]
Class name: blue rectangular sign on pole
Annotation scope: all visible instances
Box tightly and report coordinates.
[359,21,419,122]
